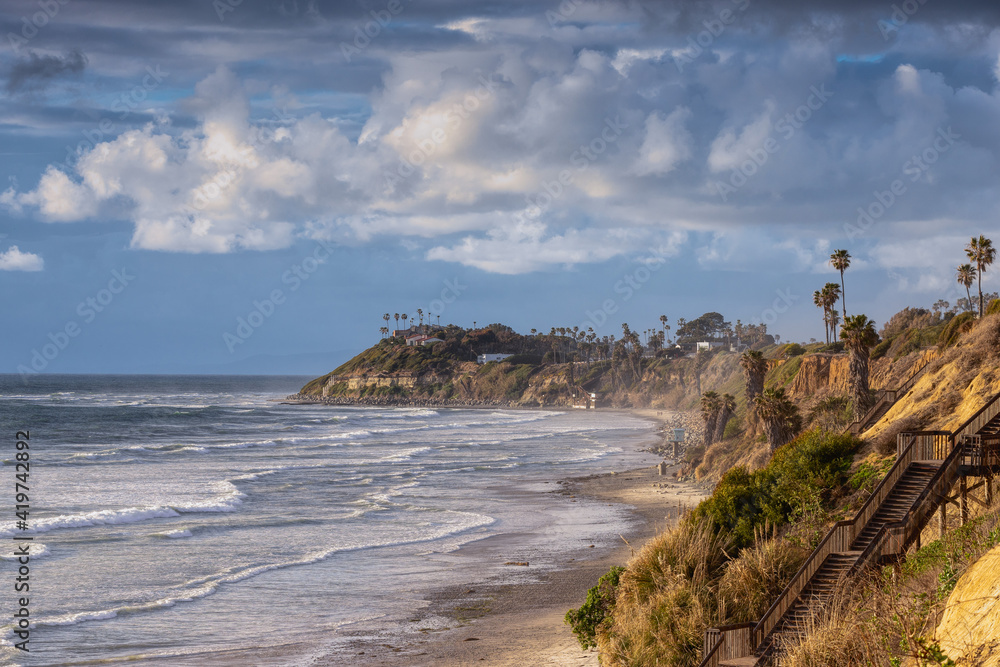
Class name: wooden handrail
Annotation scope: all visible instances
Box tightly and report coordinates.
[847,357,931,435]
[954,392,1000,441]
[852,434,964,569]
[698,623,756,667]
[706,390,1000,664]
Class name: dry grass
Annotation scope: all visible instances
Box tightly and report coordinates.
[598,521,805,667]
[780,502,1000,667]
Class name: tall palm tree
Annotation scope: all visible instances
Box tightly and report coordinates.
[754,387,800,451]
[394,313,400,331]
[830,249,851,319]
[383,313,390,332]
[379,326,388,339]
[701,391,721,447]
[822,283,841,341]
[840,314,879,416]
[713,393,736,443]
[740,350,767,434]
[417,308,424,332]
[401,314,408,331]
[813,290,829,344]
[957,264,977,313]
[966,235,996,317]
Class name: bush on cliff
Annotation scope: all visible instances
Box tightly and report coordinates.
[693,430,860,549]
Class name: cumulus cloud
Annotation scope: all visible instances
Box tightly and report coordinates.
[0,246,44,271]
[4,3,1000,274]
[632,107,694,176]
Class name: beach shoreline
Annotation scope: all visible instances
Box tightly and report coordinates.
[324,408,709,667]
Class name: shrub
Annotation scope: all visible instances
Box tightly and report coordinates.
[870,335,894,360]
[938,311,975,349]
[693,430,860,549]
[881,306,936,339]
[565,565,624,649]
[987,298,1000,317]
[783,343,806,358]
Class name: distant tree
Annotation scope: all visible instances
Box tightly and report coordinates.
[822,282,841,340]
[394,313,400,330]
[957,264,977,314]
[840,314,880,415]
[932,299,950,318]
[740,350,767,434]
[754,387,801,451]
[701,391,721,447]
[383,313,390,332]
[830,249,851,319]
[379,326,388,339]
[401,313,408,330]
[713,393,736,443]
[813,290,829,344]
[417,308,424,332]
[966,235,996,317]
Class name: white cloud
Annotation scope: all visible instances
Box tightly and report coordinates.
[0,246,44,271]
[632,107,693,176]
[707,104,776,173]
[427,226,685,274]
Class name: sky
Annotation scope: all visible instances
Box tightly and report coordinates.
[1,0,999,375]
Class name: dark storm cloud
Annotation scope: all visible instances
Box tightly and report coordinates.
[7,49,87,92]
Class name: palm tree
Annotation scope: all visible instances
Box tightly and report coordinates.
[383,313,390,332]
[417,308,424,332]
[740,350,767,434]
[379,326,389,339]
[840,314,880,416]
[701,391,721,447]
[394,313,400,331]
[754,387,800,451]
[966,235,996,317]
[830,249,851,319]
[957,264,977,313]
[813,290,829,344]
[713,393,736,443]
[822,283,841,340]
[401,314,408,331]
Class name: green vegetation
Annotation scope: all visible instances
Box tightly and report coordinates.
[565,566,624,650]
[693,430,860,549]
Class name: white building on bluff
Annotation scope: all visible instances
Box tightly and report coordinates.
[477,353,513,364]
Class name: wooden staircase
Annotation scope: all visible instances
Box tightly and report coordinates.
[701,391,1000,667]
[847,357,931,436]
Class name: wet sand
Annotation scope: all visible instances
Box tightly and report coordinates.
[338,459,709,665]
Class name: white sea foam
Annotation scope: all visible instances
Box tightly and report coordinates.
[0,482,244,537]
[153,529,192,539]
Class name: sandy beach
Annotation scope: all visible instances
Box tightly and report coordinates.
[337,410,710,666]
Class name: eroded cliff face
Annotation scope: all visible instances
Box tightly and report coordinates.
[935,544,1000,665]
[787,354,851,398]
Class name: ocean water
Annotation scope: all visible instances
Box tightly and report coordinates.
[0,375,658,665]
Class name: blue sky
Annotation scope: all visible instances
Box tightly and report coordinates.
[2,0,999,374]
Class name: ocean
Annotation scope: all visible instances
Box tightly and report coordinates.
[0,375,658,665]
